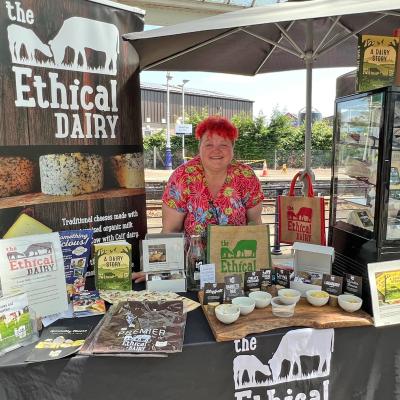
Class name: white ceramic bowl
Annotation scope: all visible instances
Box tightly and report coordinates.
[278,288,301,305]
[232,296,256,315]
[306,290,330,307]
[249,291,272,308]
[271,297,296,317]
[338,294,362,312]
[215,304,240,324]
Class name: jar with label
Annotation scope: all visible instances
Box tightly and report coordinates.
[186,234,205,291]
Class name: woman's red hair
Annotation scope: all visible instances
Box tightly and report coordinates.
[195,116,238,142]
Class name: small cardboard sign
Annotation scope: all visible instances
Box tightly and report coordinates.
[203,283,225,305]
[344,274,362,297]
[274,268,291,288]
[224,275,244,302]
[322,274,344,296]
[244,271,262,293]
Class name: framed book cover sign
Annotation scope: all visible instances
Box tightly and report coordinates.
[368,260,400,327]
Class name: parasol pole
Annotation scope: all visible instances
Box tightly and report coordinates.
[302,19,315,193]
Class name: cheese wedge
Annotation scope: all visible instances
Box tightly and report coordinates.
[3,214,52,239]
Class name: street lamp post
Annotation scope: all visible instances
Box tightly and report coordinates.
[180,79,189,163]
[165,72,173,170]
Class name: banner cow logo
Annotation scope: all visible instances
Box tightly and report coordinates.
[7,17,119,75]
[233,328,334,399]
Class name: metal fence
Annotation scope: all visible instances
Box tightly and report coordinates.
[144,148,333,170]
[146,179,368,255]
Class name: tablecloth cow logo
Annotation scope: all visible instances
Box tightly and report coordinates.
[232,328,334,390]
[7,17,119,75]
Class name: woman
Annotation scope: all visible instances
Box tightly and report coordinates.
[162,116,264,238]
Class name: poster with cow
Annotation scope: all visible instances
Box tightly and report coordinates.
[0,0,147,272]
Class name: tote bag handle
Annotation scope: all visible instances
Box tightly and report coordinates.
[288,172,314,197]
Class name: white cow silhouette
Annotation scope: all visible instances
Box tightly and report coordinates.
[268,329,334,380]
[48,17,119,73]
[233,355,271,388]
[7,24,52,62]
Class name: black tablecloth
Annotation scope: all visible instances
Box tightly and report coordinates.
[0,292,399,400]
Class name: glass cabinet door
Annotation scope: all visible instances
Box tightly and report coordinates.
[386,94,400,240]
[332,92,384,235]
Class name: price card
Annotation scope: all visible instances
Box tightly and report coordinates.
[274,268,291,288]
[244,271,262,293]
[344,274,362,297]
[203,283,225,305]
[224,274,243,302]
[322,274,344,296]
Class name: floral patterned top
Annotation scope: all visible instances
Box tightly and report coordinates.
[162,155,264,239]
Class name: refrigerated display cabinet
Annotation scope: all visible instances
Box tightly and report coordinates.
[329,86,400,312]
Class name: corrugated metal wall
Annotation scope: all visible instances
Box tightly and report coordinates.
[141,88,253,126]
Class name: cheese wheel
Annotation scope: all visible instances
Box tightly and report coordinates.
[39,153,103,195]
[110,153,144,189]
[0,156,35,198]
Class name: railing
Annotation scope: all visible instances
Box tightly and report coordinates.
[145,179,368,254]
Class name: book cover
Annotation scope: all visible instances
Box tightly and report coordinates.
[82,300,185,355]
[0,291,37,356]
[0,232,69,317]
[59,229,93,296]
[72,290,106,317]
[94,241,132,291]
[26,324,92,362]
[357,34,399,92]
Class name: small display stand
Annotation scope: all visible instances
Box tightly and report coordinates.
[142,233,186,292]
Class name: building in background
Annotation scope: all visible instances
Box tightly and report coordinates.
[141,82,253,136]
[298,106,322,126]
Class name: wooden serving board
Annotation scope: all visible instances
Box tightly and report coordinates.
[198,292,373,342]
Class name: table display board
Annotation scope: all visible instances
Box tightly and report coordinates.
[0,0,146,269]
[198,292,373,342]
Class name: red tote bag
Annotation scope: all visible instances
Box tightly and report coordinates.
[278,172,326,245]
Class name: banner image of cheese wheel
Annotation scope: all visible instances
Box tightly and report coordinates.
[39,153,104,195]
[109,153,145,189]
[0,156,36,198]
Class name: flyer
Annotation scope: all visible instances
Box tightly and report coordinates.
[0,232,69,317]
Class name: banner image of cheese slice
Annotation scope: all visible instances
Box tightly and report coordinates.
[39,153,103,195]
[0,156,35,198]
[110,153,144,189]
[3,214,52,239]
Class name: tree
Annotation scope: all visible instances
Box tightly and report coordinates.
[143,130,166,151]
[231,113,268,160]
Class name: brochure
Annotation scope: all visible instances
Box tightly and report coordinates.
[59,229,93,296]
[0,232,69,317]
[26,325,92,362]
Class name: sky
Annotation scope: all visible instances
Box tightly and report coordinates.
[141,67,355,120]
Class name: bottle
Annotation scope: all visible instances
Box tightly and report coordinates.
[186,235,205,291]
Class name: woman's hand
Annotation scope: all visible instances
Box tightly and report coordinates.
[246,202,263,225]
[132,271,146,283]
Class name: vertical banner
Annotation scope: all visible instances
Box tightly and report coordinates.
[0,0,146,269]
